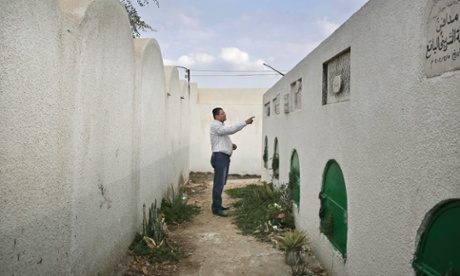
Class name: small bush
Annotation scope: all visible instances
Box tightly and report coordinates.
[275,230,308,251]
[129,185,201,264]
[161,185,200,225]
[143,200,166,247]
[226,183,295,242]
[129,233,185,263]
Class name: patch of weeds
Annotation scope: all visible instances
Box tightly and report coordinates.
[161,185,201,225]
[226,183,295,242]
[129,188,201,265]
[143,200,166,247]
[129,233,186,264]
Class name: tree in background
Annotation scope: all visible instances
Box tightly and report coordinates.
[121,0,158,38]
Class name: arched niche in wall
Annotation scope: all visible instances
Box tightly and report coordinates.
[319,160,348,258]
[263,136,268,169]
[272,138,279,179]
[413,199,460,275]
[289,150,300,207]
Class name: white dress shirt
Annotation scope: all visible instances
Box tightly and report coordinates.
[210,120,247,156]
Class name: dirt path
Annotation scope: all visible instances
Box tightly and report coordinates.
[113,174,326,276]
[170,177,292,276]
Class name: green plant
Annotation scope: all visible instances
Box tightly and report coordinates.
[275,230,309,267]
[129,189,197,264]
[142,200,166,247]
[290,256,309,276]
[161,184,200,225]
[275,230,308,251]
[226,184,295,242]
[129,233,186,263]
[121,0,159,38]
[129,199,187,264]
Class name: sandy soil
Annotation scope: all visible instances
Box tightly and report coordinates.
[112,174,327,276]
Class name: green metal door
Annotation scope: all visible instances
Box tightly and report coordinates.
[272,138,279,179]
[290,150,300,206]
[319,160,347,258]
[413,200,460,276]
[263,136,268,168]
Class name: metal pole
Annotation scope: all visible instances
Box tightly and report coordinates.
[263,63,285,76]
[176,66,190,98]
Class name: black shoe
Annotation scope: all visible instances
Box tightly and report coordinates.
[212,210,229,217]
[221,206,231,211]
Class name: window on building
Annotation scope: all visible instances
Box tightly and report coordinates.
[413,200,460,275]
[319,160,348,258]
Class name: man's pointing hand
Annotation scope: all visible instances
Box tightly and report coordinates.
[246,116,255,124]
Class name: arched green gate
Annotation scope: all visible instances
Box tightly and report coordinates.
[319,160,348,258]
[263,136,268,169]
[272,138,279,179]
[413,200,460,275]
[289,150,300,206]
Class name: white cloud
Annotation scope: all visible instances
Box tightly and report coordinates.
[218,47,265,70]
[317,17,340,37]
[165,47,280,73]
[177,13,201,28]
[195,53,216,64]
[166,53,216,67]
[220,47,249,64]
[176,55,195,67]
[163,58,175,66]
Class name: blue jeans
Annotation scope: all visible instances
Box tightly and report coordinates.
[211,152,230,213]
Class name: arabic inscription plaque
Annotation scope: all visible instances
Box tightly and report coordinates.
[322,49,350,105]
[424,0,460,77]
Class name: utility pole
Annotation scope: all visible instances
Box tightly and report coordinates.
[176,66,190,98]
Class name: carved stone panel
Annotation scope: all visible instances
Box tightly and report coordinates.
[424,0,460,77]
[322,49,351,105]
[284,94,290,114]
[265,101,271,117]
[290,79,302,111]
[273,94,280,115]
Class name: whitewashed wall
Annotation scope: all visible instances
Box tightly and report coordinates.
[189,88,265,175]
[262,0,460,275]
[0,0,189,275]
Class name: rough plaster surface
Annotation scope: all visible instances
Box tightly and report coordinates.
[0,0,190,275]
[189,88,266,175]
[262,0,460,275]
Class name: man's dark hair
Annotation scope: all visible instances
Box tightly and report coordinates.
[212,107,223,119]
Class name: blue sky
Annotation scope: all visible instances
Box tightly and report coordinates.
[136,0,369,88]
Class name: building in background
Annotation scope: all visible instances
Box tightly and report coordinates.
[189,87,265,176]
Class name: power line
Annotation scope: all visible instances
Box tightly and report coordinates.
[192,73,282,77]
[173,66,287,77]
[190,69,287,73]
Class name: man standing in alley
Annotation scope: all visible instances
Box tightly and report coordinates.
[210,107,255,217]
